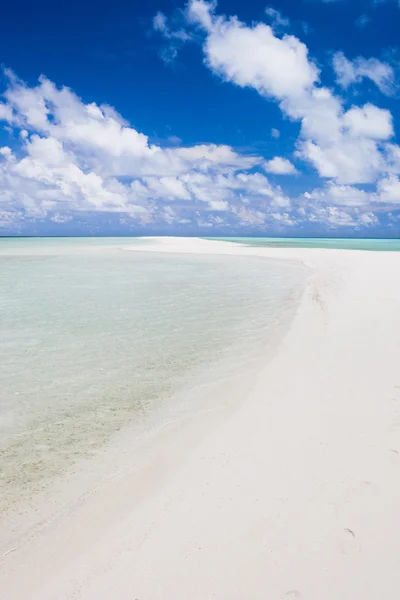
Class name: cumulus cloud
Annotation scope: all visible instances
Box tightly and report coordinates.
[153,11,192,63]
[153,12,190,41]
[306,178,400,212]
[299,199,377,229]
[178,1,397,187]
[305,182,372,207]
[312,207,360,227]
[153,0,400,204]
[292,94,394,184]
[333,52,395,95]
[169,3,396,226]
[2,0,400,233]
[264,7,290,29]
[187,0,319,100]
[0,70,296,231]
[300,137,385,184]
[343,104,393,140]
[174,0,393,184]
[264,156,298,174]
[376,175,400,204]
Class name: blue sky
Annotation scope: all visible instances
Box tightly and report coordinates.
[0,0,400,236]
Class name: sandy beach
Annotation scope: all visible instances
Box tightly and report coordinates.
[1,237,400,599]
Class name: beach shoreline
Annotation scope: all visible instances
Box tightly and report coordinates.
[1,237,400,599]
[0,241,305,553]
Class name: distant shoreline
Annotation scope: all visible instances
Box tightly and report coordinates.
[1,234,399,240]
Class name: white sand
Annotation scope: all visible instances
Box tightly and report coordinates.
[1,237,400,599]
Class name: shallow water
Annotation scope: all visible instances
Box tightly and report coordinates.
[213,237,400,251]
[0,238,305,510]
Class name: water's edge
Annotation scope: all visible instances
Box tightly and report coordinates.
[0,243,308,551]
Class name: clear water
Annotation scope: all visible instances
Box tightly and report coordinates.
[212,237,400,251]
[0,238,305,511]
[0,236,153,253]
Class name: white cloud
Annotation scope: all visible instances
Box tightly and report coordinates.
[2,0,400,234]
[264,156,297,174]
[286,90,393,184]
[333,52,395,95]
[207,199,229,210]
[179,2,397,187]
[284,86,391,184]
[287,87,343,144]
[295,100,393,183]
[187,0,217,30]
[0,70,295,229]
[153,12,170,35]
[187,0,319,100]
[305,182,372,207]
[376,176,400,204]
[232,206,267,226]
[302,194,379,228]
[50,213,73,223]
[1,71,260,182]
[153,11,192,63]
[0,103,14,122]
[313,207,357,227]
[264,7,290,29]
[299,137,385,184]
[343,104,393,140]
[143,176,191,200]
[270,212,296,225]
[359,212,378,225]
[384,143,400,174]
[305,177,400,211]
[0,146,12,158]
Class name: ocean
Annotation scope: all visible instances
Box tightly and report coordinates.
[0,237,305,517]
[214,237,400,251]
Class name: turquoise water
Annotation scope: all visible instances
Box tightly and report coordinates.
[3,236,399,251]
[0,236,152,253]
[212,237,400,251]
[0,238,305,510]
